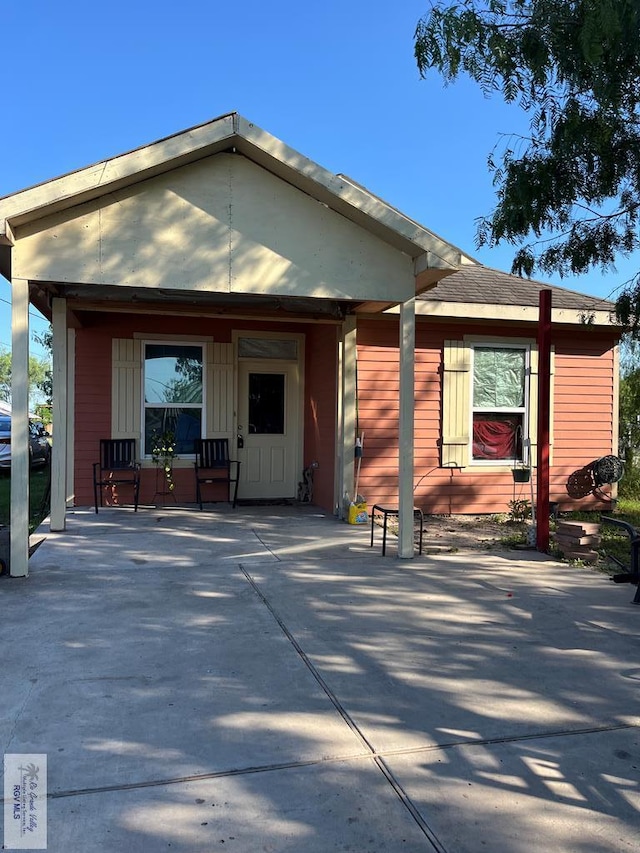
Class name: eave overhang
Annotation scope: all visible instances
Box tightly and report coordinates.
[0,113,467,292]
[385,298,620,329]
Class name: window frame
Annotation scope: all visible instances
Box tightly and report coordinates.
[141,339,206,459]
[469,342,531,466]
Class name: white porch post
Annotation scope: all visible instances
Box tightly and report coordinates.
[339,316,357,518]
[66,328,76,508]
[335,326,344,515]
[398,297,415,558]
[50,297,68,531]
[10,277,30,577]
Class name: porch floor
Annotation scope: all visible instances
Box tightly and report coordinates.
[2,504,638,852]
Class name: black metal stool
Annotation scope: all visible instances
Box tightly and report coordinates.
[370,505,424,556]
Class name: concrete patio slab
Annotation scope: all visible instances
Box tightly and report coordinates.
[47,758,433,852]
[383,726,640,853]
[248,551,639,752]
[1,505,638,851]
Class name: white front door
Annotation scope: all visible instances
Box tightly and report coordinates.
[237,361,300,499]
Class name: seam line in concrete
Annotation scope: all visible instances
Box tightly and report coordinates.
[379,722,639,758]
[250,528,282,561]
[38,755,371,801]
[238,563,449,853]
[4,677,38,753]
[21,723,637,805]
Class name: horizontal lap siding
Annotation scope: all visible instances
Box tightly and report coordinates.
[357,319,443,509]
[304,325,337,512]
[74,314,324,508]
[356,321,400,507]
[357,319,620,516]
[552,336,616,510]
[75,331,112,506]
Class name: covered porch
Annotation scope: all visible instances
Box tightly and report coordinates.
[1,113,466,576]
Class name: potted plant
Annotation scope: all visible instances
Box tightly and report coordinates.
[512,463,531,483]
[151,430,177,493]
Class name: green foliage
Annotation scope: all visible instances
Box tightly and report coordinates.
[0,345,53,409]
[618,336,640,497]
[34,404,52,429]
[507,497,531,522]
[498,529,528,547]
[618,463,640,500]
[415,0,640,329]
[150,430,177,491]
[0,467,50,533]
[32,327,53,405]
[0,350,10,401]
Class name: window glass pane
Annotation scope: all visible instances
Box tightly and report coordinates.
[473,348,525,408]
[248,373,285,434]
[145,407,202,455]
[238,338,297,360]
[472,414,523,460]
[145,345,202,403]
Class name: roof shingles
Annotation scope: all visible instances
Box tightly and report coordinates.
[420,265,615,312]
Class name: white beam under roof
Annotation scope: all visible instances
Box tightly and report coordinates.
[0,113,465,273]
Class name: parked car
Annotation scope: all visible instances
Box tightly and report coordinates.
[0,416,51,468]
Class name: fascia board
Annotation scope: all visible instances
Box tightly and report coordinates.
[385,299,619,327]
[0,219,14,246]
[0,113,238,230]
[234,117,464,264]
[0,112,464,270]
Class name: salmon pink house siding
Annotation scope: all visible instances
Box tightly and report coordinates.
[552,334,617,509]
[71,314,339,510]
[356,293,621,516]
[74,327,112,505]
[0,114,624,574]
[303,324,338,511]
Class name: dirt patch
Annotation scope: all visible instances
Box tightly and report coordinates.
[420,515,530,553]
[374,514,531,554]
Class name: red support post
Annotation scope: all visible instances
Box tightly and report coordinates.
[536,290,552,551]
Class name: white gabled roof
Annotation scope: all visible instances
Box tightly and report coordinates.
[0,112,469,273]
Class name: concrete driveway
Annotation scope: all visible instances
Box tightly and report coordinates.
[1,505,638,851]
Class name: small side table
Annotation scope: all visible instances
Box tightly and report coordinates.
[370,505,424,556]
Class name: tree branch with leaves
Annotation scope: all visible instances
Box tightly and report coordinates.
[415,0,640,329]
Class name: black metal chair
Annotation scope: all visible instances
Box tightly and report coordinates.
[93,439,141,513]
[194,439,240,509]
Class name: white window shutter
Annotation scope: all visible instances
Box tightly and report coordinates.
[207,342,234,437]
[442,340,470,467]
[112,339,142,439]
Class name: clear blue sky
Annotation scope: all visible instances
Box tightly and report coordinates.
[1,0,634,359]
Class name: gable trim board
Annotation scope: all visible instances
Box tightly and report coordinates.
[0,113,467,292]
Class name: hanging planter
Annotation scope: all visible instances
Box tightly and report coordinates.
[512,466,531,483]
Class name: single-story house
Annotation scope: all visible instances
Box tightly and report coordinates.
[0,113,622,575]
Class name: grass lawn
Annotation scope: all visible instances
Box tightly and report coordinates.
[0,465,51,533]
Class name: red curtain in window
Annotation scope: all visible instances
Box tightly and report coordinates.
[473,417,519,459]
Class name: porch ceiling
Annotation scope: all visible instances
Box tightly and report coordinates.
[30,280,365,324]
